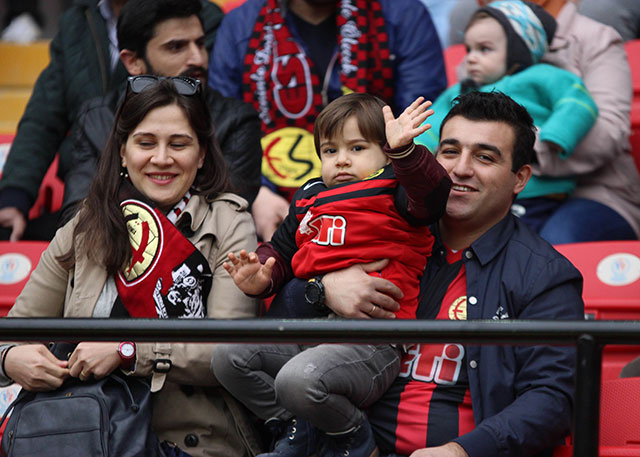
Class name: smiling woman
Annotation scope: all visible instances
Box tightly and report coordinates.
[121,103,205,212]
[0,77,262,456]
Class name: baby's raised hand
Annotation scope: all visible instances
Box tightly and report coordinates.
[223,249,276,295]
[383,96,434,150]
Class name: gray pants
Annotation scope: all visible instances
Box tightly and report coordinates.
[212,343,401,433]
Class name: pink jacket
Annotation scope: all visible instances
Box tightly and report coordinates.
[536,2,640,237]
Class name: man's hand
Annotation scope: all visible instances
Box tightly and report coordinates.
[384,97,434,150]
[251,186,289,241]
[0,207,27,241]
[223,249,275,295]
[410,442,469,457]
[323,259,403,319]
[68,342,122,380]
[4,344,69,391]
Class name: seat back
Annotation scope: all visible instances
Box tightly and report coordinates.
[0,134,64,219]
[554,241,640,320]
[443,43,466,86]
[0,241,49,315]
[601,378,640,447]
[554,241,640,380]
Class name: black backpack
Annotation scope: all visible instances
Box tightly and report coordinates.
[0,343,189,457]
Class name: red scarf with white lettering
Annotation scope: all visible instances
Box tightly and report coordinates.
[111,180,211,318]
[242,0,393,195]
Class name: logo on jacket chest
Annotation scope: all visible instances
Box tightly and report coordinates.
[448,296,467,320]
[299,210,346,246]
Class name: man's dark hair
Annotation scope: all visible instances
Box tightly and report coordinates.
[439,91,536,172]
[117,0,203,57]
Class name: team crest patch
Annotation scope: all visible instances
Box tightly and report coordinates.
[363,167,385,180]
[448,296,467,320]
[119,200,163,284]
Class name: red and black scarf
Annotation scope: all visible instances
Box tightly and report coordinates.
[111,180,212,319]
[242,0,394,194]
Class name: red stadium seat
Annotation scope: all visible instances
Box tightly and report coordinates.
[625,39,640,172]
[554,241,640,320]
[553,378,640,456]
[443,44,466,87]
[601,378,640,447]
[0,240,48,315]
[554,241,640,380]
[0,134,64,219]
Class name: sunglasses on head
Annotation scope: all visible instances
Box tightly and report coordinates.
[126,75,202,96]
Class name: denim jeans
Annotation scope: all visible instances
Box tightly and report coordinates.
[212,342,402,433]
[512,197,636,244]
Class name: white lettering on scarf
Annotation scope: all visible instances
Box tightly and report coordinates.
[339,0,360,76]
[251,21,277,124]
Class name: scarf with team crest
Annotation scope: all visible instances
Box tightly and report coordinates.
[110,179,211,319]
[242,0,394,197]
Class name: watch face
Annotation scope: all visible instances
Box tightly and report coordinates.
[305,282,320,303]
[120,343,135,358]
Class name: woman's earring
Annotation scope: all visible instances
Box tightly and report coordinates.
[120,167,129,179]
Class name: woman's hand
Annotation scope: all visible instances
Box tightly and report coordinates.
[384,97,434,150]
[223,249,275,295]
[4,344,69,391]
[68,342,121,381]
[323,259,403,319]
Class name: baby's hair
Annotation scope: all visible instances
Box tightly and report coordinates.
[314,93,387,158]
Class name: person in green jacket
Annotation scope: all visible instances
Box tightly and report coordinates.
[0,0,223,242]
[416,0,599,235]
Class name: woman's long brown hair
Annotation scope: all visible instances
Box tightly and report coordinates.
[57,79,231,275]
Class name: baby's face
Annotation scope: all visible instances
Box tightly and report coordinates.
[464,16,508,86]
[319,116,389,187]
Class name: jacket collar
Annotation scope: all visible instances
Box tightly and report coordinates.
[177,193,208,234]
[432,213,516,266]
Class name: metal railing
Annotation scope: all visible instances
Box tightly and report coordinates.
[2,318,640,457]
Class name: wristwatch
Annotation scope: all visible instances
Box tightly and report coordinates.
[304,275,329,314]
[118,341,136,371]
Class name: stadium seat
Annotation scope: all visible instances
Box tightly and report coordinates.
[601,378,640,447]
[443,43,466,86]
[0,134,64,219]
[0,240,48,315]
[554,241,640,380]
[553,378,640,456]
[554,241,640,320]
[625,39,640,172]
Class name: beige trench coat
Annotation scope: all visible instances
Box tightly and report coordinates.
[8,193,263,457]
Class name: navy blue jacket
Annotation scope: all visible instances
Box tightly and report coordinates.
[207,0,447,114]
[420,214,584,457]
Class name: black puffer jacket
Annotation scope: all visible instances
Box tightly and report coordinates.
[61,86,262,223]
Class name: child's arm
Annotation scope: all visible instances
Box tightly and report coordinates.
[223,249,277,296]
[383,97,452,225]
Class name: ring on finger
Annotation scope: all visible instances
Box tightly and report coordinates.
[370,304,377,314]
[79,371,88,381]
